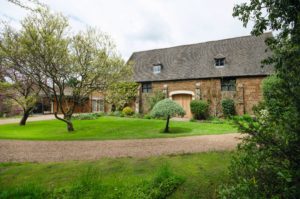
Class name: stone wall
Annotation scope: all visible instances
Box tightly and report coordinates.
[138,76,266,117]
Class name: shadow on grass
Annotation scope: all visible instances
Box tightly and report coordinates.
[159,127,192,134]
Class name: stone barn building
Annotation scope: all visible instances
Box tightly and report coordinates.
[129,33,274,118]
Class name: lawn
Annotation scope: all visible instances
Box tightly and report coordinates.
[0,116,237,140]
[0,152,232,199]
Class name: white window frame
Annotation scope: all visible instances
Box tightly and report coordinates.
[153,65,161,74]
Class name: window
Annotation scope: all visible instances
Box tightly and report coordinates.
[221,77,236,91]
[215,58,225,67]
[92,99,104,112]
[153,64,161,74]
[142,83,152,93]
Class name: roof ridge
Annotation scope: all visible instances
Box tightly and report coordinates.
[131,32,273,55]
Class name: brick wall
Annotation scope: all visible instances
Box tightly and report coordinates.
[52,91,107,114]
[138,76,266,117]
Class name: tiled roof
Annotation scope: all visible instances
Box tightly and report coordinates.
[129,33,274,82]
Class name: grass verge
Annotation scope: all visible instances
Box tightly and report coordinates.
[0,152,231,198]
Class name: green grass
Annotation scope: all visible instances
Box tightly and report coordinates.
[0,116,237,140]
[0,152,232,198]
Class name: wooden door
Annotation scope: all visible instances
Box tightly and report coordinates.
[172,94,192,118]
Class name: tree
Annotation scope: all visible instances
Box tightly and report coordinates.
[150,99,185,133]
[0,8,131,132]
[0,25,40,125]
[146,90,165,111]
[6,0,45,11]
[105,82,138,111]
[0,74,39,125]
[219,1,300,198]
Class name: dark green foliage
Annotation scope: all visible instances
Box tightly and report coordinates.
[219,76,300,198]
[190,100,209,120]
[146,90,166,111]
[221,99,235,118]
[219,1,300,198]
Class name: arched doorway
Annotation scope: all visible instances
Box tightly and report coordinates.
[171,93,193,118]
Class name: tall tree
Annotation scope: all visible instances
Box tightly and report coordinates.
[219,1,300,198]
[0,25,40,125]
[1,8,131,132]
[105,82,138,111]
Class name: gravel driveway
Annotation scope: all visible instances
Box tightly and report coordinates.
[0,133,243,162]
[0,114,58,125]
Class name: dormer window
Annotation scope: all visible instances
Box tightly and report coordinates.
[214,54,226,68]
[215,58,225,67]
[153,64,162,74]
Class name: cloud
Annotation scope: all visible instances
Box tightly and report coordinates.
[0,0,252,59]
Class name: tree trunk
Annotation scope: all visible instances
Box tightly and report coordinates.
[19,109,31,126]
[54,112,75,132]
[64,115,74,132]
[67,121,74,132]
[164,115,170,133]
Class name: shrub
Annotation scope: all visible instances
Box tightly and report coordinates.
[190,100,209,120]
[143,114,152,119]
[221,99,235,117]
[122,106,134,116]
[151,99,185,132]
[113,111,121,117]
[72,113,100,120]
[219,75,300,198]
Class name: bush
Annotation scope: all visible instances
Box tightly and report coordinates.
[143,114,152,119]
[219,75,300,198]
[221,99,235,118]
[72,113,100,120]
[122,106,134,116]
[190,100,209,120]
[113,111,121,117]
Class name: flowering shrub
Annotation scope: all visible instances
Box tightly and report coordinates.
[122,106,134,116]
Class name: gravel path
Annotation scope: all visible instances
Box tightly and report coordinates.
[0,133,243,162]
[0,114,59,125]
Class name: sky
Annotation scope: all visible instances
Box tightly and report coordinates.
[0,0,252,60]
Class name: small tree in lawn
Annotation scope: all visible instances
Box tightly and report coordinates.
[150,99,185,133]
